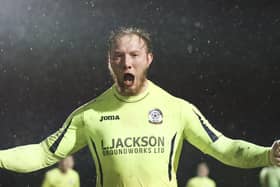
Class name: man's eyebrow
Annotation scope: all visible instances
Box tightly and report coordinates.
[113,49,142,53]
[112,50,123,54]
[129,50,141,53]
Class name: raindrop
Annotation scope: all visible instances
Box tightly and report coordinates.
[187,44,193,54]
[194,22,202,28]
[53,63,58,69]
[90,1,95,8]
[27,5,32,11]
[181,16,187,24]
[24,75,30,81]
[70,41,75,48]
[273,19,279,24]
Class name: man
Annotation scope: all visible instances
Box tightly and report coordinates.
[0,27,280,187]
[186,162,216,187]
[260,166,280,187]
[41,156,80,187]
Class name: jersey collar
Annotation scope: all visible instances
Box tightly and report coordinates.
[113,81,150,103]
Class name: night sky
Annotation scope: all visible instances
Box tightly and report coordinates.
[0,0,280,186]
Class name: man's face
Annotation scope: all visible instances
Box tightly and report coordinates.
[108,34,153,96]
[59,156,74,172]
[197,164,209,177]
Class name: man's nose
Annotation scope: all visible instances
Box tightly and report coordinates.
[123,55,132,69]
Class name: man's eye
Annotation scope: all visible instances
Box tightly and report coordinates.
[131,54,139,57]
[113,54,122,59]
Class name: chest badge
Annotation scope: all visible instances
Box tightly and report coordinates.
[148,108,163,124]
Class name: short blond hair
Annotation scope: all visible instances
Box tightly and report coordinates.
[107,27,153,53]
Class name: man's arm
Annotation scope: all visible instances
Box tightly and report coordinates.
[0,143,59,173]
[182,101,274,168]
[0,108,87,173]
[204,136,270,168]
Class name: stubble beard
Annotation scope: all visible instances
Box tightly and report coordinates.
[108,63,148,96]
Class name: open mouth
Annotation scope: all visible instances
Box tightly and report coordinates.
[123,73,135,87]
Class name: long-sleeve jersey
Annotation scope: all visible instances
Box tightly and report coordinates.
[0,80,271,187]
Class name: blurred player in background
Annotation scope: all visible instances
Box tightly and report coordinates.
[186,162,216,187]
[260,166,280,187]
[41,156,80,187]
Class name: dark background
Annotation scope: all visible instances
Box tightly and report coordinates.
[0,0,280,186]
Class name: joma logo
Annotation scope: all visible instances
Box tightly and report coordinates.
[100,115,120,122]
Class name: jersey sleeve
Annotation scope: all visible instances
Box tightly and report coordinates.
[0,109,87,173]
[42,110,87,158]
[182,101,222,152]
[181,101,271,168]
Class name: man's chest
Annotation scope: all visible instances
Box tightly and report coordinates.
[84,105,182,136]
[83,106,184,159]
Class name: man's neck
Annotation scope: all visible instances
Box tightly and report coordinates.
[117,79,149,96]
[113,79,151,103]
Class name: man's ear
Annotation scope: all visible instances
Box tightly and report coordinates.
[107,52,111,64]
[147,52,153,66]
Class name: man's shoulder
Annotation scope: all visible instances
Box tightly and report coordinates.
[68,168,80,177]
[187,176,201,183]
[149,80,192,104]
[265,166,280,176]
[186,176,198,186]
[207,177,216,184]
[70,86,114,116]
[45,168,60,176]
[188,176,215,182]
